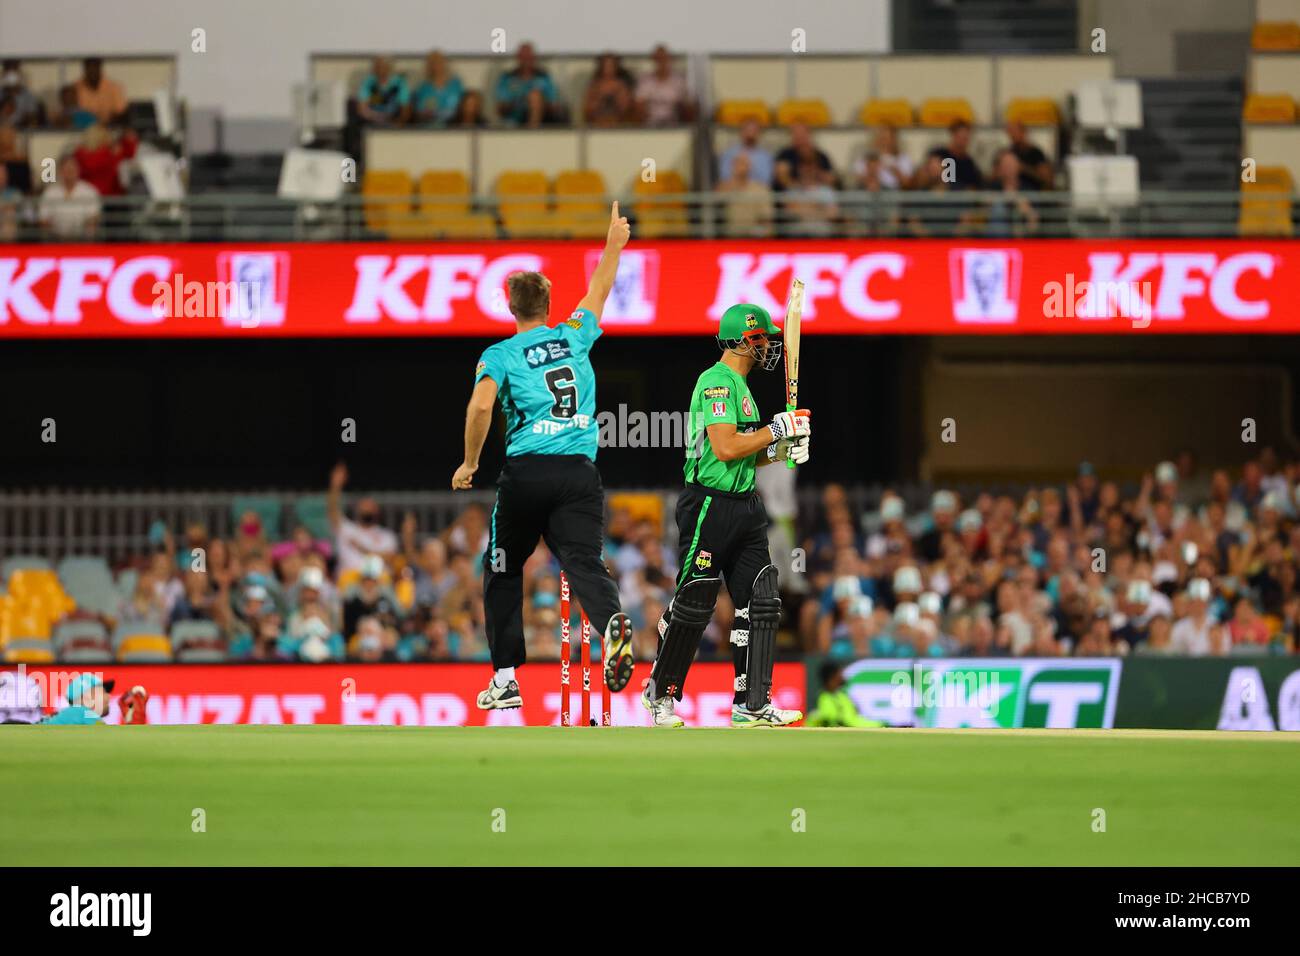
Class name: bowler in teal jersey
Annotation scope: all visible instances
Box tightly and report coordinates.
[454,201,636,714]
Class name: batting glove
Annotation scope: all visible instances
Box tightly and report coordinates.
[769,408,810,442]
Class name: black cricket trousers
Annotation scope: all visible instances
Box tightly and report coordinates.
[483,454,621,670]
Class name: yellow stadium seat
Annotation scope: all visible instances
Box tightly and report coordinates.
[777,99,832,127]
[860,99,914,127]
[5,642,54,664]
[117,634,172,661]
[418,170,472,219]
[337,568,362,593]
[920,98,975,127]
[608,493,665,531]
[1252,22,1300,51]
[637,208,691,238]
[11,612,51,640]
[715,99,772,126]
[496,170,555,236]
[432,214,499,239]
[1243,93,1297,123]
[552,170,608,237]
[1240,167,1294,236]
[1005,98,1060,126]
[8,568,60,600]
[361,170,415,234]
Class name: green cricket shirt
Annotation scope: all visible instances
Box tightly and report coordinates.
[683,362,762,494]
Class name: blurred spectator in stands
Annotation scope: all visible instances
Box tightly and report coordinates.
[905,151,953,237]
[934,120,984,189]
[0,126,31,195]
[74,125,137,198]
[1075,610,1114,656]
[1228,596,1269,647]
[985,150,1039,237]
[73,58,127,126]
[635,45,693,126]
[774,123,835,192]
[583,53,635,127]
[1005,120,1052,190]
[1234,460,1264,513]
[454,89,488,127]
[412,51,463,126]
[0,164,19,241]
[55,83,98,131]
[400,606,455,661]
[290,615,343,663]
[169,570,220,628]
[717,118,774,186]
[402,516,457,607]
[236,609,291,662]
[1170,578,1214,654]
[782,162,839,237]
[342,555,402,640]
[854,125,914,190]
[328,462,398,574]
[1,60,43,127]
[349,615,394,662]
[446,501,489,557]
[918,490,959,562]
[495,43,562,127]
[716,152,773,237]
[116,570,166,631]
[38,155,100,239]
[440,551,486,651]
[271,525,332,571]
[356,56,410,125]
[1137,613,1175,656]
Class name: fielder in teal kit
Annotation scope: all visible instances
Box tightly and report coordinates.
[454,202,636,715]
[475,307,602,459]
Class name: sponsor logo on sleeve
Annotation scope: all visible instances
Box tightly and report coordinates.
[702,385,730,399]
[710,401,727,417]
[694,550,713,571]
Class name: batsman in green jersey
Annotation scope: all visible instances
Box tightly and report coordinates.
[642,303,810,727]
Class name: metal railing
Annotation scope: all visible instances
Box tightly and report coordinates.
[4,189,1292,243]
[0,489,490,565]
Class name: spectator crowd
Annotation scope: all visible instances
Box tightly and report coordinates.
[9,450,1300,666]
[803,450,1300,661]
[716,117,1052,238]
[1,56,139,240]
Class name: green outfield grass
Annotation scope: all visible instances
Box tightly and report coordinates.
[2,726,1297,866]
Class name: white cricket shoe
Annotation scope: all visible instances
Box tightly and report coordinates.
[641,685,685,728]
[476,678,522,710]
[731,702,803,728]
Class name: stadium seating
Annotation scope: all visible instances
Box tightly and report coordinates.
[495,170,555,237]
[860,99,914,126]
[1243,93,1298,123]
[3,638,55,664]
[361,169,416,234]
[1005,98,1061,125]
[1252,21,1300,51]
[919,98,975,127]
[1239,165,1294,236]
[776,99,833,127]
[715,100,772,126]
[552,169,608,238]
[117,634,173,663]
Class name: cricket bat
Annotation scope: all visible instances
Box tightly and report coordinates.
[783,279,804,469]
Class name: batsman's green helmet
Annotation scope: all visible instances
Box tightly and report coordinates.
[718,303,780,340]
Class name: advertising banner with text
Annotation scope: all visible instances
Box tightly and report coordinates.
[0,661,806,728]
[0,239,1294,337]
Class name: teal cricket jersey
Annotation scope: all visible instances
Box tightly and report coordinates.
[475,308,603,460]
[41,705,103,725]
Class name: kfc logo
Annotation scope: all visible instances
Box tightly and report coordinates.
[584,249,658,323]
[950,249,1021,323]
[216,251,289,328]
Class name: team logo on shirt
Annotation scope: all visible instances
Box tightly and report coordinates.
[524,340,573,368]
[476,360,487,375]
[741,396,753,416]
[711,401,727,417]
[565,311,584,330]
[703,386,730,399]
[694,550,713,571]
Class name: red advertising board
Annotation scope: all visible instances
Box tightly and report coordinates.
[0,239,1293,337]
[2,662,806,728]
